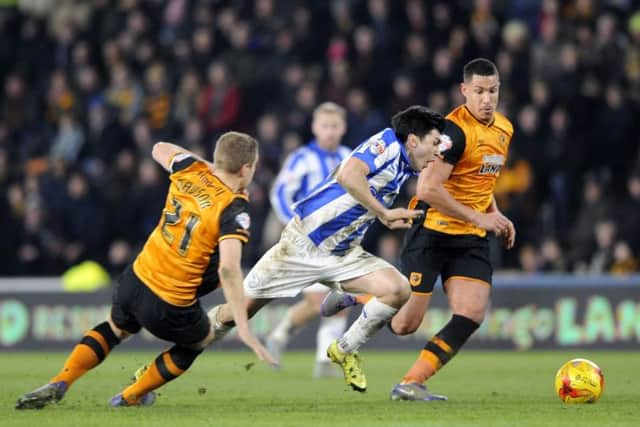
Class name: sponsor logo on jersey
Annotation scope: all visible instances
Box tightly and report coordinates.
[235,212,251,229]
[478,154,505,175]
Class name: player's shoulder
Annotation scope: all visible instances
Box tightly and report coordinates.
[221,195,251,225]
[289,144,316,161]
[371,128,402,156]
[171,154,207,174]
[230,192,249,204]
[445,105,468,124]
[492,111,514,137]
[379,127,399,144]
[282,146,315,173]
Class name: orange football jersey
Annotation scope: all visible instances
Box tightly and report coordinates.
[421,105,514,236]
[133,154,250,306]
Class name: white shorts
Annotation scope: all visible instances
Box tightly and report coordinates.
[244,219,395,299]
[302,283,332,294]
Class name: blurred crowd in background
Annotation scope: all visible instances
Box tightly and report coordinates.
[1,0,639,278]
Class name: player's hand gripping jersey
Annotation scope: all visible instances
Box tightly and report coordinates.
[418,105,513,236]
[134,154,251,306]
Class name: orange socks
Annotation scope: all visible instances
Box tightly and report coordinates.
[402,349,441,384]
[122,353,181,403]
[51,322,121,386]
[401,315,480,385]
[122,345,201,404]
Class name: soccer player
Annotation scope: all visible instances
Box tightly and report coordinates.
[209,106,446,392]
[16,132,276,409]
[322,58,516,400]
[267,102,352,378]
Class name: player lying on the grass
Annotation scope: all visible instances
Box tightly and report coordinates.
[207,106,446,393]
[321,58,516,401]
[16,132,276,410]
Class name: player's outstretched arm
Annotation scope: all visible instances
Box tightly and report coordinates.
[417,159,512,237]
[218,239,279,367]
[151,141,213,172]
[336,157,422,229]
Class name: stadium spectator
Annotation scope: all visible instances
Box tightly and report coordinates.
[610,241,639,275]
[586,219,617,274]
[0,0,639,276]
[567,173,613,269]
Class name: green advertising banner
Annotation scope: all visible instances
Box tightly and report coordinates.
[1,275,639,350]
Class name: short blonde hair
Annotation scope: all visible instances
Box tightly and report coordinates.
[313,102,346,121]
[213,131,258,173]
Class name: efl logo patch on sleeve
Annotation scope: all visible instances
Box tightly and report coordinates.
[409,272,423,287]
[438,134,453,153]
[235,212,251,229]
[369,138,386,155]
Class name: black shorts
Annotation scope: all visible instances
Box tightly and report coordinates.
[400,226,492,294]
[110,265,210,345]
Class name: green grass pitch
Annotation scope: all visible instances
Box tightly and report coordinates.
[1,350,638,426]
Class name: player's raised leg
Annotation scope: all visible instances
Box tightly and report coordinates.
[16,315,129,409]
[320,291,371,317]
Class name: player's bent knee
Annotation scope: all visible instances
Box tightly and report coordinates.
[107,315,132,340]
[390,318,419,336]
[304,293,324,314]
[194,327,216,349]
[378,285,409,308]
[454,309,485,325]
[388,281,411,304]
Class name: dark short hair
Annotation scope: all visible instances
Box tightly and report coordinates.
[463,58,499,82]
[213,131,259,173]
[391,106,446,143]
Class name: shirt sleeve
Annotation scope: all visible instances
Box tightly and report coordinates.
[218,197,251,244]
[351,130,397,174]
[269,151,308,224]
[170,153,199,173]
[440,120,466,166]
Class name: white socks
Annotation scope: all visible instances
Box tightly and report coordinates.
[337,297,397,353]
[316,315,348,362]
[269,308,293,345]
[208,305,233,343]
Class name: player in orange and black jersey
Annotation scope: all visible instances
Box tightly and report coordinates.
[16,132,276,410]
[386,58,516,401]
[319,58,516,400]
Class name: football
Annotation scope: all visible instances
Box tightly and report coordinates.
[555,358,605,403]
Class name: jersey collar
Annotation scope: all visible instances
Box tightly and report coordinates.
[463,105,495,127]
